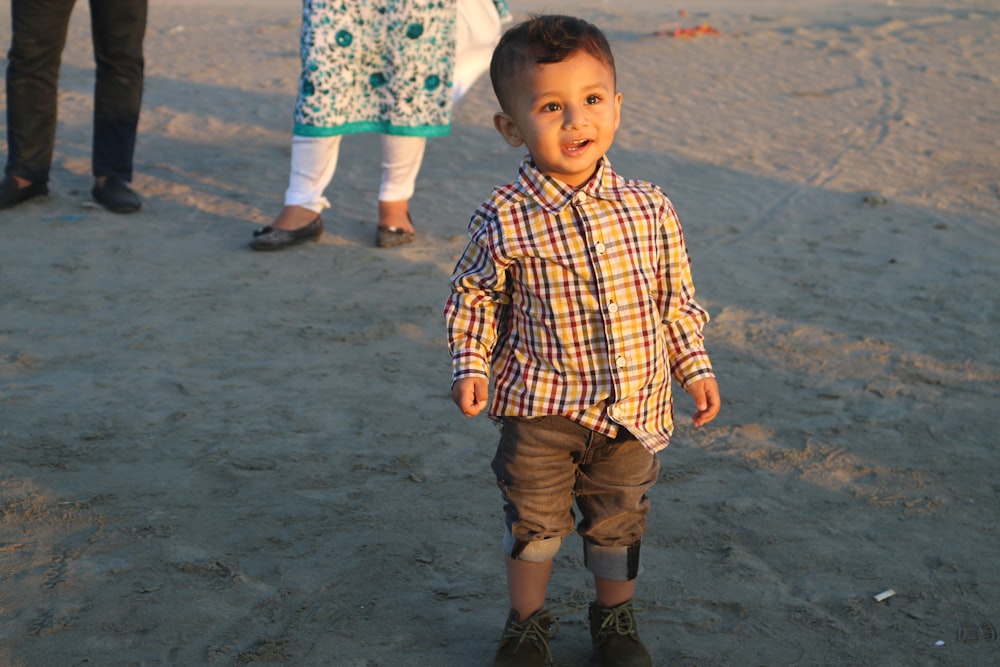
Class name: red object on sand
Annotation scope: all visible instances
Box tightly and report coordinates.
[666,24,719,38]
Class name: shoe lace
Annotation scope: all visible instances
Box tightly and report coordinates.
[596,599,647,638]
[501,602,576,664]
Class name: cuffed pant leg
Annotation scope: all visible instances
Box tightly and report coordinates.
[576,430,660,581]
[491,417,584,561]
[504,528,563,563]
[583,540,643,581]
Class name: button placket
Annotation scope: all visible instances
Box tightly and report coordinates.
[576,190,628,405]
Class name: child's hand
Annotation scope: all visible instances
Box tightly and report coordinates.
[452,377,489,417]
[686,377,721,427]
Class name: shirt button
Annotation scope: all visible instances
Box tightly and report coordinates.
[594,242,606,254]
[607,301,619,314]
[575,191,588,203]
[615,356,627,368]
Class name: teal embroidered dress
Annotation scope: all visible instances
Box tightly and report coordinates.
[294,0,509,138]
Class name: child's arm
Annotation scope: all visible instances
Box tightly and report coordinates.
[444,205,510,417]
[656,195,720,424]
[452,376,490,417]
[657,200,714,383]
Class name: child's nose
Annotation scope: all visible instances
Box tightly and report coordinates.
[562,105,588,128]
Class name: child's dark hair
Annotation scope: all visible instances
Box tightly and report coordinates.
[490,15,616,112]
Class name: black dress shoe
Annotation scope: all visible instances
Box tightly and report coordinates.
[0,176,48,210]
[249,216,323,251]
[92,177,142,213]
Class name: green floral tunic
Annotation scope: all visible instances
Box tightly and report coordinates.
[294,0,509,138]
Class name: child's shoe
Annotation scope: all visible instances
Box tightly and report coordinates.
[492,608,556,667]
[589,599,652,667]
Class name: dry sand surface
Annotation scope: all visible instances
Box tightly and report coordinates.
[1,0,998,665]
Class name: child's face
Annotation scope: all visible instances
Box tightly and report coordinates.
[494,51,621,188]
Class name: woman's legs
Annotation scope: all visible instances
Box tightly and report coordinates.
[268,133,425,234]
[270,134,341,230]
[377,134,425,234]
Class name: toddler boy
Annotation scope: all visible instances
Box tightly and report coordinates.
[444,15,721,667]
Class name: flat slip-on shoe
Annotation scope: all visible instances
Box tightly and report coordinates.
[250,216,323,251]
[92,178,142,213]
[375,212,415,248]
[0,176,48,210]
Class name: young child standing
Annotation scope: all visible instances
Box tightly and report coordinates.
[444,15,721,667]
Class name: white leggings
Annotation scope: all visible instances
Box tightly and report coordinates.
[284,134,427,213]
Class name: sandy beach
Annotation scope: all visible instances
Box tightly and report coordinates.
[1,0,998,665]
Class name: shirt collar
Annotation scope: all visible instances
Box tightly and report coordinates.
[515,155,625,214]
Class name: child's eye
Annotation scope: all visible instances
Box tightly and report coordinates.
[586,94,602,105]
[542,102,561,112]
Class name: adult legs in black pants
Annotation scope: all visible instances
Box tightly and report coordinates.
[2,0,147,212]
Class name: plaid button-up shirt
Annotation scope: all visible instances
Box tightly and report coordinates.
[445,157,714,452]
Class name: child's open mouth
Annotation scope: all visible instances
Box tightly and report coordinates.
[565,139,591,154]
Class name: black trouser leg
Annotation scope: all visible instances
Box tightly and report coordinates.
[4,0,76,183]
[89,0,147,181]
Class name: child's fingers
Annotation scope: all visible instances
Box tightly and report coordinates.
[688,378,721,427]
[468,379,489,416]
[692,404,718,427]
[452,378,489,417]
[462,392,485,417]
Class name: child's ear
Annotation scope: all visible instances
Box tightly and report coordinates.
[613,92,623,131]
[494,112,523,147]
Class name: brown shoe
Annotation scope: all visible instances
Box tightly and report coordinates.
[589,599,652,667]
[492,608,556,667]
